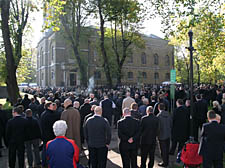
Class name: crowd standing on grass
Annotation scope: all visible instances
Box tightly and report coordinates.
[0,84,225,167]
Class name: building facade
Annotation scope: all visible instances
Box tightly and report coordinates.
[36,29,174,87]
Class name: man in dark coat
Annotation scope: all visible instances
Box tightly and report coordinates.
[199,110,225,168]
[169,99,190,155]
[6,106,28,168]
[29,98,39,118]
[25,109,42,168]
[0,104,7,151]
[100,94,116,126]
[79,99,92,145]
[118,108,140,168]
[21,94,31,111]
[140,106,159,168]
[40,102,60,167]
[193,94,208,141]
[84,106,111,168]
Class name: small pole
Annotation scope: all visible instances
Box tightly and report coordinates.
[187,30,195,138]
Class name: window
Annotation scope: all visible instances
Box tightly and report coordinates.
[165,55,170,66]
[154,72,159,79]
[41,73,44,80]
[142,72,147,79]
[165,73,170,80]
[51,71,55,79]
[94,71,101,79]
[154,53,159,65]
[40,48,44,66]
[128,72,133,79]
[51,46,54,61]
[141,52,146,64]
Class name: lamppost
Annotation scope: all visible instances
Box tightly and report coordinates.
[187,30,194,138]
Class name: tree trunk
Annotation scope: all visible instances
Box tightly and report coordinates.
[98,0,112,88]
[1,0,20,105]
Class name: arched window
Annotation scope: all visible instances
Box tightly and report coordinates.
[154,53,159,65]
[127,54,133,63]
[51,46,54,61]
[165,55,170,66]
[141,52,146,64]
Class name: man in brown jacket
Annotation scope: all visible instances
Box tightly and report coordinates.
[61,99,81,150]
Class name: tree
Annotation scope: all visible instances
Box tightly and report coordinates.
[107,0,145,85]
[0,0,34,104]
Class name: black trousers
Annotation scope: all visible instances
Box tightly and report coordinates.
[159,138,170,166]
[89,146,108,168]
[203,157,223,168]
[193,119,205,141]
[170,140,185,154]
[8,143,25,168]
[140,143,156,168]
[119,144,137,168]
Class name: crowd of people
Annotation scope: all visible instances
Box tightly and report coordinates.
[0,84,225,168]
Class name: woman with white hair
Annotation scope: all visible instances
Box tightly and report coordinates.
[46,120,79,168]
[212,101,222,116]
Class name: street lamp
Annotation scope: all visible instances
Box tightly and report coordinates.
[187,30,194,138]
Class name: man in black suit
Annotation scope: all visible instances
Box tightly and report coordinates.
[100,94,116,126]
[199,110,225,168]
[84,106,111,168]
[193,94,208,141]
[170,99,190,155]
[6,106,28,168]
[118,108,140,168]
[140,106,159,168]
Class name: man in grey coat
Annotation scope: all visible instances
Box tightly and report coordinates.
[157,103,172,167]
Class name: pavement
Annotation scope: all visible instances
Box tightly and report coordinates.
[0,127,182,168]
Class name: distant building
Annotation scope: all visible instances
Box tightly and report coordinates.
[36,29,174,87]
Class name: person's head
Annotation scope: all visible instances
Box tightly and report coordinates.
[31,98,35,103]
[94,106,102,116]
[41,97,46,104]
[12,106,23,117]
[103,94,108,99]
[73,101,80,109]
[24,94,29,99]
[146,106,153,115]
[143,98,149,105]
[64,99,72,109]
[89,93,94,99]
[84,98,90,104]
[54,99,61,107]
[134,93,139,99]
[216,114,221,123]
[207,110,217,122]
[25,109,32,117]
[213,101,220,108]
[176,99,184,107]
[222,98,225,105]
[53,120,68,136]
[123,108,131,117]
[126,92,131,97]
[185,99,190,107]
[91,105,97,111]
[158,103,165,111]
[131,102,138,110]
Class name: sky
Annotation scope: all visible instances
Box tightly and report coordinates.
[30,5,165,48]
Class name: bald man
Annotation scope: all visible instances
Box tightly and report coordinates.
[84,106,111,168]
[61,99,81,150]
[118,108,140,168]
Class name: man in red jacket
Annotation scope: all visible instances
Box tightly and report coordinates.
[46,120,79,168]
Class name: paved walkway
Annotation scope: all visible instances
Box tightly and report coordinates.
[0,127,182,168]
